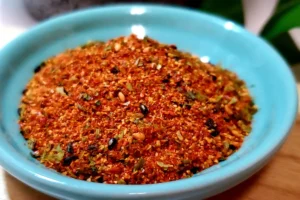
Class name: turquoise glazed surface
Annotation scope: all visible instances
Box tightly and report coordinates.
[0,4,297,200]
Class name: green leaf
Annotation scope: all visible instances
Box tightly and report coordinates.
[268,32,300,65]
[200,0,244,24]
[134,158,145,171]
[261,0,300,39]
[156,161,173,168]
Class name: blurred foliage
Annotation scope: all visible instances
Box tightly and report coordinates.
[271,32,300,64]
[199,0,300,65]
[262,0,300,65]
[200,0,244,24]
[262,0,300,39]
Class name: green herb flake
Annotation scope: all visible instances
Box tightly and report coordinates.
[224,85,235,92]
[95,129,101,138]
[76,103,86,112]
[27,139,35,150]
[134,158,145,171]
[82,136,88,142]
[81,41,104,49]
[223,141,230,150]
[54,145,65,162]
[126,82,133,91]
[185,91,196,100]
[46,144,65,163]
[81,93,91,101]
[182,159,191,164]
[156,161,173,169]
[241,108,253,122]
[195,92,207,101]
[143,36,149,42]
[56,87,68,96]
[41,151,47,162]
[117,179,126,184]
[229,97,238,105]
[238,121,252,133]
[89,157,96,166]
[104,45,112,51]
[66,168,77,177]
[95,100,101,106]
[84,123,90,129]
[168,52,180,59]
[116,129,126,139]
[216,95,223,102]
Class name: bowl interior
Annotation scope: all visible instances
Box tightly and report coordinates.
[0,4,297,199]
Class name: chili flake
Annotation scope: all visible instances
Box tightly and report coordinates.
[19,34,257,184]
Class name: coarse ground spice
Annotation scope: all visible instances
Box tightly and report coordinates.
[19,34,257,184]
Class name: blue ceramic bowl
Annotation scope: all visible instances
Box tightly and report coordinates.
[0,4,297,200]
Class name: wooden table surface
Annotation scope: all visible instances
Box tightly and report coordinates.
[5,117,300,200]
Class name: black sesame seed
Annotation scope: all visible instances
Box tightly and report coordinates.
[97,177,104,183]
[108,138,117,150]
[22,88,28,95]
[213,107,220,113]
[74,170,80,176]
[208,62,215,66]
[63,87,69,96]
[229,144,237,151]
[210,130,220,137]
[113,89,121,98]
[211,75,217,81]
[218,157,226,162]
[110,66,120,74]
[63,155,78,166]
[162,74,171,83]
[190,167,199,174]
[176,81,183,87]
[88,144,97,151]
[205,118,216,129]
[30,151,40,158]
[34,62,45,73]
[140,104,149,116]
[224,117,231,122]
[174,57,181,61]
[185,104,192,110]
[67,142,74,154]
[17,108,22,116]
[169,44,177,49]
[232,114,241,120]
[91,166,98,175]
[171,101,180,106]
[162,79,170,83]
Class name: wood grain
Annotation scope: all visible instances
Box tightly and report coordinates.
[209,117,300,200]
[5,117,300,200]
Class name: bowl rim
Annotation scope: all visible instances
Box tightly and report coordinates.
[0,3,298,199]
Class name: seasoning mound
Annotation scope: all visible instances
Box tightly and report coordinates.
[19,35,257,184]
